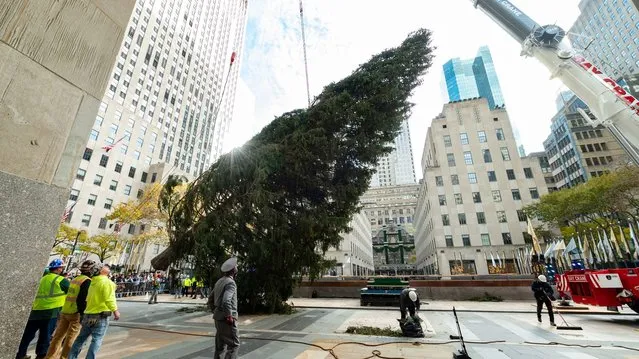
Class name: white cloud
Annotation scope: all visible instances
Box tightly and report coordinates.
[235,0,581,178]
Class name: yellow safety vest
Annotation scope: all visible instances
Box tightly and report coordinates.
[61,275,90,314]
[184,278,191,287]
[32,273,67,310]
[197,280,204,288]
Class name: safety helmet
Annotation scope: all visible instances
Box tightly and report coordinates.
[80,260,96,275]
[538,275,547,283]
[91,262,104,276]
[48,259,65,269]
[408,290,418,302]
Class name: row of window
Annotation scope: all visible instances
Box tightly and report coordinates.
[444,232,523,247]
[366,208,413,216]
[574,129,603,140]
[438,188,539,206]
[82,147,159,183]
[443,128,505,147]
[442,209,528,226]
[585,156,614,167]
[580,142,609,153]
[434,170,537,187]
[446,147,512,166]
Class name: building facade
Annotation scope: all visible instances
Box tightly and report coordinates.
[415,98,548,276]
[569,0,639,78]
[323,210,374,276]
[369,119,417,187]
[527,151,557,193]
[64,0,248,268]
[441,46,505,110]
[543,93,628,190]
[372,223,417,275]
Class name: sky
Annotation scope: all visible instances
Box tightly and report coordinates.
[224,0,583,179]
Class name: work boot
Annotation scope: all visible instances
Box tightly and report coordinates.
[550,322,557,327]
[537,315,542,323]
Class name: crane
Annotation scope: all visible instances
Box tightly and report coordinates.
[470,0,639,164]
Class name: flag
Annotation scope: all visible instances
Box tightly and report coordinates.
[544,241,556,258]
[590,231,600,263]
[102,135,126,153]
[603,229,616,261]
[564,237,577,259]
[553,239,566,257]
[630,223,639,260]
[582,234,593,266]
[496,252,502,267]
[490,252,496,267]
[609,227,623,258]
[619,225,631,255]
[60,202,76,223]
[527,217,543,255]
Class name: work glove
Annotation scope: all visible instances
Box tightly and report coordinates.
[225,315,235,326]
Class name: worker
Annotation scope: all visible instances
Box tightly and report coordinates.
[16,259,70,359]
[532,275,556,326]
[196,277,205,299]
[399,288,420,321]
[183,276,191,297]
[67,263,120,359]
[191,276,198,299]
[148,273,159,305]
[45,260,94,359]
[210,257,240,359]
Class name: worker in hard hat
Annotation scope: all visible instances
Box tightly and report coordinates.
[209,257,239,359]
[531,275,556,326]
[399,288,421,321]
[16,259,70,359]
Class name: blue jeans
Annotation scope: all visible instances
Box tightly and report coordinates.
[15,317,57,358]
[67,316,109,359]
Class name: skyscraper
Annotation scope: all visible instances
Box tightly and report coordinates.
[441,46,505,110]
[64,0,248,264]
[569,0,639,78]
[369,119,417,187]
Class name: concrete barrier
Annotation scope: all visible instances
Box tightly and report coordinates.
[292,278,534,301]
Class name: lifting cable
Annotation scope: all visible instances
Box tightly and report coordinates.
[299,0,311,107]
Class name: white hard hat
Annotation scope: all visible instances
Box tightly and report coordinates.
[538,275,547,282]
[221,257,238,272]
[408,290,418,302]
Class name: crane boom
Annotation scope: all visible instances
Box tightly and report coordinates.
[471,0,639,163]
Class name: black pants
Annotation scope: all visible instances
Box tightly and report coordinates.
[536,296,554,323]
[400,302,416,320]
[16,317,57,358]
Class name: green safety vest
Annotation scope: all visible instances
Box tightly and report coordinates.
[33,273,67,311]
[61,275,90,314]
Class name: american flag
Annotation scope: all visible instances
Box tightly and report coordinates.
[102,136,126,153]
[61,202,77,223]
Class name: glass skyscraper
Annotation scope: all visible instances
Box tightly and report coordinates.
[441,46,505,110]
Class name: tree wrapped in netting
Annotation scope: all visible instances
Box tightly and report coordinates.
[152,29,434,313]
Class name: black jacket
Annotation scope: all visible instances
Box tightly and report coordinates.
[531,280,554,300]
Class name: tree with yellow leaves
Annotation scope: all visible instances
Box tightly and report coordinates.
[80,233,122,262]
[52,223,87,256]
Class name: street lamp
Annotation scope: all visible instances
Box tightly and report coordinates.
[65,229,85,271]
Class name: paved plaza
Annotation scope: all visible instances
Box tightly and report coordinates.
[25,297,638,359]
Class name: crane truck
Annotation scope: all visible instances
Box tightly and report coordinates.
[470,0,639,313]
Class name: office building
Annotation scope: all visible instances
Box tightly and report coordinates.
[415,98,548,276]
[369,120,417,187]
[441,46,505,110]
[64,0,248,267]
[528,151,557,193]
[569,0,639,78]
[323,211,374,276]
[543,93,628,189]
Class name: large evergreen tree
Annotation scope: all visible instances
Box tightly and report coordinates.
[153,29,434,313]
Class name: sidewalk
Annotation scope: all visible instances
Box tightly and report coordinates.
[119,294,635,314]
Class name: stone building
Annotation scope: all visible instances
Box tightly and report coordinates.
[323,210,374,276]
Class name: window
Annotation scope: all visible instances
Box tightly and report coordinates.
[524,167,533,178]
[483,149,492,163]
[481,233,491,246]
[99,155,109,167]
[98,217,107,229]
[93,174,103,186]
[435,176,444,186]
[496,128,505,140]
[442,214,450,226]
[133,150,140,160]
[115,161,123,173]
[81,214,91,226]
[443,135,452,147]
[517,210,527,222]
[76,169,86,180]
[445,235,454,247]
[460,133,469,145]
[88,194,97,206]
[511,189,521,200]
[502,232,512,245]
[530,187,540,199]
[497,211,507,223]
[141,172,148,183]
[468,173,477,184]
[104,198,113,209]
[464,151,473,165]
[137,189,144,199]
[128,166,136,178]
[447,153,456,166]
[472,192,481,203]
[477,212,486,224]
[458,213,467,225]
[151,173,157,182]
[128,224,136,235]
[478,130,487,143]
[89,129,99,141]
[109,180,118,191]
[120,144,128,154]
[487,171,497,182]
[69,189,79,201]
[501,147,511,161]
[462,234,471,246]
[454,193,463,204]
[124,185,132,196]
[438,195,446,205]
[492,190,502,202]
[506,169,516,180]
[82,148,93,161]
[451,175,459,185]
